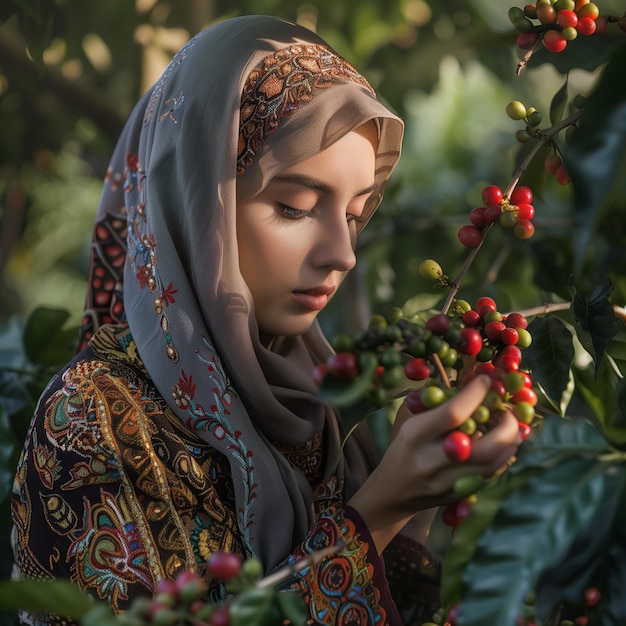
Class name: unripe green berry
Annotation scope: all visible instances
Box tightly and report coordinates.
[562,26,578,40]
[386,306,404,324]
[459,417,477,435]
[500,211,518,229]
[453,473,485,497]
[573,93,587,109]
[506,100,527,120]
[527,110,543,127]
[514,400,536,424]
[515,129,530,143]
[516,328,533,348]
[369,314,387,330]
[421,385,447,408]
[472,404,491,424]
[419,258,443,280]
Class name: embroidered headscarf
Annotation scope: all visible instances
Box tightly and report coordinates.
[79,15,404,570]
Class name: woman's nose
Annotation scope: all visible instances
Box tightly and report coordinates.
[311,212,357,272]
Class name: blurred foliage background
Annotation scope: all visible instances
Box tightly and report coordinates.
[1,0,624,335]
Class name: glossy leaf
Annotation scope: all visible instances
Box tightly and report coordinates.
[523,316,575,415]
[456,455,606,626]
[229,587,282,626]
[535,464,626,620]
[275,589,308,624]
[564,42,626,275]
[549,76,568,126]
[569,277,619,374]
[0,580,96,620]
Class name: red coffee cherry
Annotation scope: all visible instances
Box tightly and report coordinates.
[537,3,557,23]
[504,312,528,329]
[514,218,535,240]
[458,225,483,248]
[543,29,567,53]
[458,328,484,355]
[557,8,579,28]
[404,357,430,381]
[207,552,242,581]
[469,207,488,228]
[516,203,535,220]
[481,185,503,208]
[576,15,597,34]
[510,185,533,205]
[443,431,473,462]
[327,352,359,380]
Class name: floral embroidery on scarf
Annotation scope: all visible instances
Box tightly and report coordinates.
[237,44,375,174]
[159,90,185,124]
[173,335,257,556]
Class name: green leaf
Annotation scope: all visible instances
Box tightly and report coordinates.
[23,307,77,368]
[549,76,568,126]
[275,589,308,624]
[523,317,575,415]
[456,455,606,626]
[229,587,282,626]
[574,358,626,448]
[564,42,626,275]
[568,276,619,374]
[0,580,96,620]
[535,463,626,620]
[441,467,538,609]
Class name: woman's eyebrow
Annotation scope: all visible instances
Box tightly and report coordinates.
[272,174,377,197]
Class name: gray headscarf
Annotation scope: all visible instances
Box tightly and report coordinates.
[80,15,404,570]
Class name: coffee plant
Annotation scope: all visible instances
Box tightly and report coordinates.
[1,1,626,626]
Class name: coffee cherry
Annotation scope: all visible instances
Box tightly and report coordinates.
[458,224,483,248]
[555,163,570,185]
[504,371,526,394]
[485,320,506,342]
[484,205,503,224]
[515,203,535,220]
[209,606,231,626]
[562,25,579,40]
[406,389,426,414]
[518,421,532,440]
[506,101,527,121]
[514,218,535,240]
[419,258,443,280]
[516,328,533,348]
[476,296,497,312]
[443,430,472,462]
[514,400,536,424]
[576,15,597,34]
[537,3,557,24]
[453,473,484,497]
[207,551,242,581]
[545,153,562,175]
[421,385,447,408]
[543,29,567,52]
[404,357,430,381]
[462,309,482,327]
[327,352,359,380]
[584,586,601,607]
[499,211,518,229]
[557,8,578,27]
[426,313,451,335]
[513,387,538,406]
[500,327,520,346]
[482,184,504,208]
[458,328,483,355]
[524,4,538,19]
[517,31,540,49]
[469,207,488,228]
[576,2,599,19]
[511,185,533,205]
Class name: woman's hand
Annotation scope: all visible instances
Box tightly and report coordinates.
[347,375,519,553]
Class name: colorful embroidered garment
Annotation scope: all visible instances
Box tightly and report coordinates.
[12,14,439,625]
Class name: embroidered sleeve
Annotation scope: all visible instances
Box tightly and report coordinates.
[280,503,404,626]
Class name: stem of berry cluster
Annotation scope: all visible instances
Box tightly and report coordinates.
[256,540,347,589]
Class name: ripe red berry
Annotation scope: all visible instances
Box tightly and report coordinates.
[207,552,242,581]
[584,586,601,607]
[500,327,520,346]
[577,2,599,20]
[426,313,451,335]
[483,205,502,224]
[404,357,430,381]
[476,296,497,312]
[545,153,562,174]
[327,352,359,380]
[313,363,330,386]
[518,421,532,440]
[557,8,579,28]
[209,606,231,626]
[481,185,503,208]
[462,309,482,327]
[443,431,472,462]
[457,224,483,248]
[517,31,540,49]
[504,312,528,329]
[543,29,567,52]
[406,389,426,414]
[555,163,570,184]
[516,203,535,220]
[513,387,538,406]
[514,218,535,240]
[485,320,506,343]
[510,185,533,205]
[442,504,459,526]
[458,328,483,355]
[576,15,597,34]
[469,207,488,228]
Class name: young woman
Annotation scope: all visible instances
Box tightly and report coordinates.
[11,15,519,625]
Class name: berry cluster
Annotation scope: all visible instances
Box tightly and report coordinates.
[314,295,539,464]
[510,1,606,53]
[457,183,536,249]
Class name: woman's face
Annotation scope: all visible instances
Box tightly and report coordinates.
[237,122,378,337]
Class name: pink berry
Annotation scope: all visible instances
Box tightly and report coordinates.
[207,552,242,581]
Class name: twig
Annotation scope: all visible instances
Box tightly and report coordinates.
[256,540,347,589]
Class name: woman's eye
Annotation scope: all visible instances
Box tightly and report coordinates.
[278,204,309,220]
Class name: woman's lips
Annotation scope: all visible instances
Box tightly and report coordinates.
[292,286,335,311]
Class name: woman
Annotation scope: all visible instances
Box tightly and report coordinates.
[11,15,518,625]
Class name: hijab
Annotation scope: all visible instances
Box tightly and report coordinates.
[78,15,404,570]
